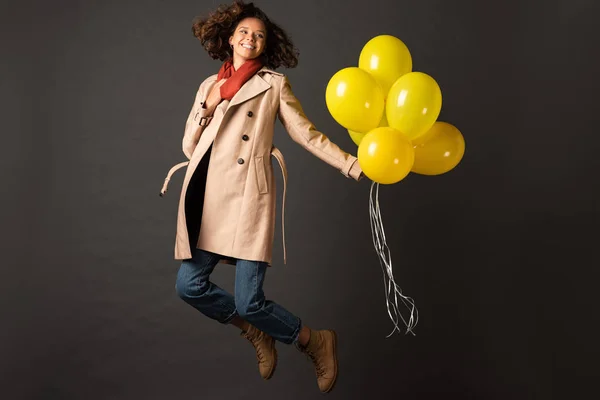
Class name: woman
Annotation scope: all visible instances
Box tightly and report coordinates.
[161,0,363,393]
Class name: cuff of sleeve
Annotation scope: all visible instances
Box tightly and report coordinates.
[195,101,213,126]
[341,157,363,181]
[348,159,363,181]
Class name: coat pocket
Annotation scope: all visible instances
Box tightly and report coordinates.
[254,156,269,194]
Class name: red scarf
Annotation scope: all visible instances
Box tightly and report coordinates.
[217,58,264,100]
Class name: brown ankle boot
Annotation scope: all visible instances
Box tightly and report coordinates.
[297,329,338,393]
[240,325,277,380]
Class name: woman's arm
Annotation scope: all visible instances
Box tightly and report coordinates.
[277,75,363,181]
[182,78,217,159]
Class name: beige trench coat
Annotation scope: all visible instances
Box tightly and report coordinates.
[161,67,362,266]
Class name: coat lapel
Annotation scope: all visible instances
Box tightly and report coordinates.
[226,68,273,110]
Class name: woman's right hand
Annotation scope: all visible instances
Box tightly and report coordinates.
[203,78,227,112]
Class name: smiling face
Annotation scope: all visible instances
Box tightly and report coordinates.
[229,17,267,67]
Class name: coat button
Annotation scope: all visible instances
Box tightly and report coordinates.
[247,111,253,117]
[237,158,244,165]
[242,134,249,141]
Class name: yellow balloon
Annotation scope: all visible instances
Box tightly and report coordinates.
[379,111,388,127]
[348,130,366,146]
[359,35,412,100]
[410,120,437,146]
[386,72,442,141]
[358,127,414,184]
[412,122,465,175]
[326,67,384,133]
[347,112,388,146]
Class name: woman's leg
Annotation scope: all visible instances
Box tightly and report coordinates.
[175,248,237,324]
[234,258,339,393]
[229,315,250,331]
[234,258,302,344]
[297,325,311,346]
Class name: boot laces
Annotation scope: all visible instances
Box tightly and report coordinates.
[243,331,266,364]
[304,348,326,377]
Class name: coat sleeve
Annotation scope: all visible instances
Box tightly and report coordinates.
[277,75,363,181]
[182,79,215,159]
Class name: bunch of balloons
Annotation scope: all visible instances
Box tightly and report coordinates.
[325,35,465,184]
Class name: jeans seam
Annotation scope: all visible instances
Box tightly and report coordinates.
[251,304,300,343]
[188,248,237,324]
[290,317,302,345]
[236,259,301,343]
[222,308,238,324]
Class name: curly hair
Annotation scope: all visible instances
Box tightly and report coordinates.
[191,0,299,70]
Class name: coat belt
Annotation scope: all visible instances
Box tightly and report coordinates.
[269,146,288,264]
[160,145,288,265]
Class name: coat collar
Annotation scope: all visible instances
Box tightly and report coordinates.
[204,67,283,112]
[225,66,283,108]
[200,67,276,109]
[228,72,270,108]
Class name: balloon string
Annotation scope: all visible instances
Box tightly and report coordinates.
[369,181,418,337]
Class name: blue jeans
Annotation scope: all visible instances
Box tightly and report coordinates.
[175,247,302,344]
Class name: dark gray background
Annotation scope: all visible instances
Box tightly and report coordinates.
[2,0,598,398]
